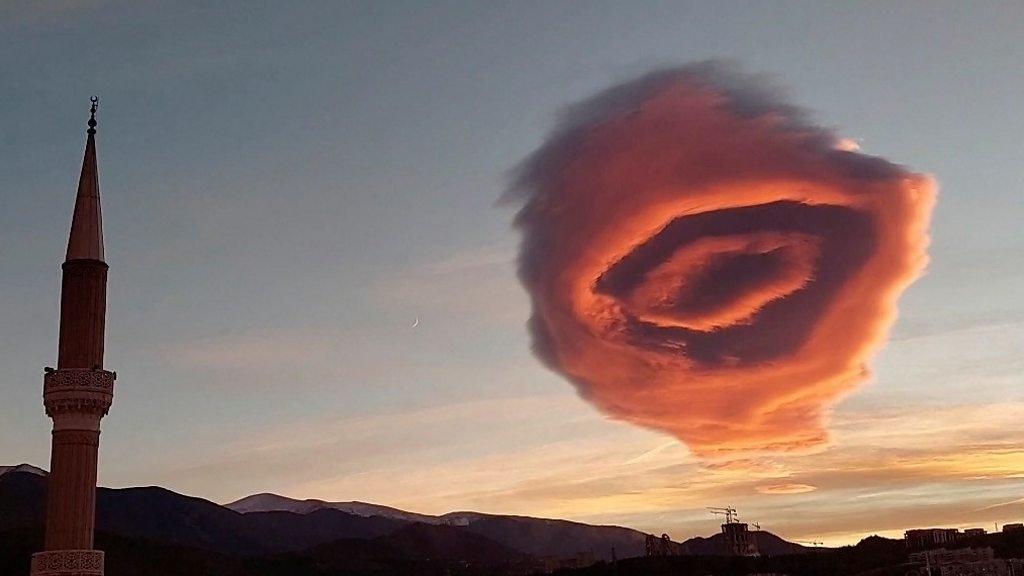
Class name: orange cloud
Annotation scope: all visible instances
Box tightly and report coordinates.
[757,483,818,495]
[508,63,936,457]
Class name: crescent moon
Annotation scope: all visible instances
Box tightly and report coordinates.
[412,317,419,328]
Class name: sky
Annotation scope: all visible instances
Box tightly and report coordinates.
[1,1,1022,546]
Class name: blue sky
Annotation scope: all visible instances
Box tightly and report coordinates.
[1,1,1022,544]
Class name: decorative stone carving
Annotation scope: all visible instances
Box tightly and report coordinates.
[30,550,104,576]
[43,369,114,419]
[43,398,112,417]
[44,369,115,392]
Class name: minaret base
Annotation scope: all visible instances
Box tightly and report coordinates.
[31,550,104,576]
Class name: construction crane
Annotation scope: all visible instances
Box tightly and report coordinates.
[796,540,824,547]
[707,507,739,524]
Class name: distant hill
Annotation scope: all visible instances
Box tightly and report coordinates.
[680,528,810,556]
[227,489,649,559]
[579,534,1024,576]
[227,492,441,524]
[0,467,46,532]
[0,464,46,478]
[101,484,415,555]
[548,535,909,576]
[240,523,530,576]
[439,512,646,559]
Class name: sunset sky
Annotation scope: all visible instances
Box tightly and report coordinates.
[2,2,1023,546]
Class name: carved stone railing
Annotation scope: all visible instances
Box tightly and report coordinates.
[42,369,114,420]
[30,550,104,576]
[43,369,115,393]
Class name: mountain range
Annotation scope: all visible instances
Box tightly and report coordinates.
[0,464,810,575]
[0,464,651,574]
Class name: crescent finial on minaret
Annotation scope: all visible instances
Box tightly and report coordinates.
[88,96,98,134]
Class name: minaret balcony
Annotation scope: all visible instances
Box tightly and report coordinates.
[42,369,115,424]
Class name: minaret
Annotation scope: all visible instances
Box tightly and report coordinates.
[32,97,115,576]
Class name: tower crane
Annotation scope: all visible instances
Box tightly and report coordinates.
[707,507,739,524]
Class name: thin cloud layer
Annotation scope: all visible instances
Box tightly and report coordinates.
[507,63,936,457]
[757,483,818,495]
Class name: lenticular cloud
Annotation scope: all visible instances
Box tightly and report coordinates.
[507,64,936,457]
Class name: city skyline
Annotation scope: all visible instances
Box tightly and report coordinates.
[2,2,1023,547]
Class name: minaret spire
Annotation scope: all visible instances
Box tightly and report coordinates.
[66,96,104,262]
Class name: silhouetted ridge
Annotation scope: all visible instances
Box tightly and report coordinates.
[680,529,810,556]
[0,468,647,570]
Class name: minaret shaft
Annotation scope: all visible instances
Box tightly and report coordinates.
[44,431,100,550]
[57,260,108,370]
